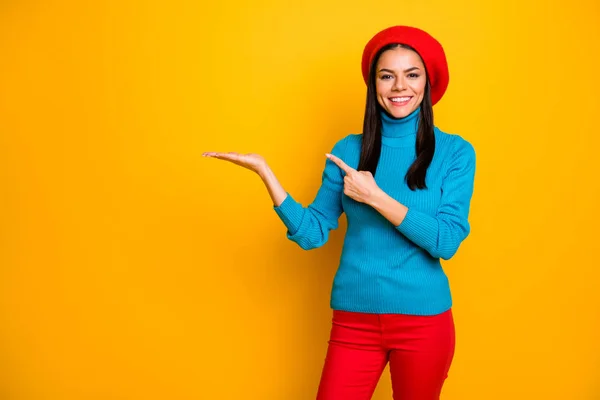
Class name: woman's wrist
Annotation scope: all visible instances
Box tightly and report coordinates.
[257,163,272,180]
[257,164,287,207]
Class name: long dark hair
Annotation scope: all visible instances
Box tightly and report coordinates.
[358,43,435,190]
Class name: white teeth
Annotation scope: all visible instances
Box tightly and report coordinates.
[390,97,411,102]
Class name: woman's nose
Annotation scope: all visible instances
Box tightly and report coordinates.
[393,78,406,91]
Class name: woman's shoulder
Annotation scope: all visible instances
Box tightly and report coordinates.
[332,130,475,160]
[329,133,363,153]
[434,127,475,158]
[336,133,363,144]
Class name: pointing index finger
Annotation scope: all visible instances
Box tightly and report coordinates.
[326,153,355,174]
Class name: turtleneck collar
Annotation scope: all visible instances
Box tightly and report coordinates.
[380,107,420,148]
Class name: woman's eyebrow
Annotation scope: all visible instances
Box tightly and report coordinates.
[378,67,421,73]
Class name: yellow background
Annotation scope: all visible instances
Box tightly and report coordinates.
[1,0,599,399]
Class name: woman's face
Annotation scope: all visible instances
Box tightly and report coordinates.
[375,47,427,118]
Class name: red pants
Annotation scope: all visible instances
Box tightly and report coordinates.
[316,308,455,400]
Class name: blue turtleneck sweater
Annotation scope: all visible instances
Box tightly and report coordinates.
[273,107,476,315]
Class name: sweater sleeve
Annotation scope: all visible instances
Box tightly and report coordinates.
[272,138,347,250]
[395,137,476,260]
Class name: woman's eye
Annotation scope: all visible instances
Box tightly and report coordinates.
[380,75,393,80]
[408,73,420,78]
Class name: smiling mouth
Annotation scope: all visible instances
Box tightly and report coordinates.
[390,96,412,103]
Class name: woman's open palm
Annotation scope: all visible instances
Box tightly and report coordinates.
[203,151,267,174]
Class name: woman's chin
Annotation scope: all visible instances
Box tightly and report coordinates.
[388,107,414,119]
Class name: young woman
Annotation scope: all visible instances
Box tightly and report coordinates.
[203,25,476,400]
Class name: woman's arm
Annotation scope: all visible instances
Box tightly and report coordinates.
[257,165,288,207]
[327,137,476,260]
[377,139,476,260]
[394,139,476,260]
[202,150,288,207]
[368,191,408,226]
[203,137,348,250]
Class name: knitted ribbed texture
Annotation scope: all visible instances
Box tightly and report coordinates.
[273,107,476,315]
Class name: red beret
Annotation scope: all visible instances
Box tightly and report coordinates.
[361,26,449,106]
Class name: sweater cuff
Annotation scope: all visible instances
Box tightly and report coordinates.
[273,193,305,235]
[396,207,438,250]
